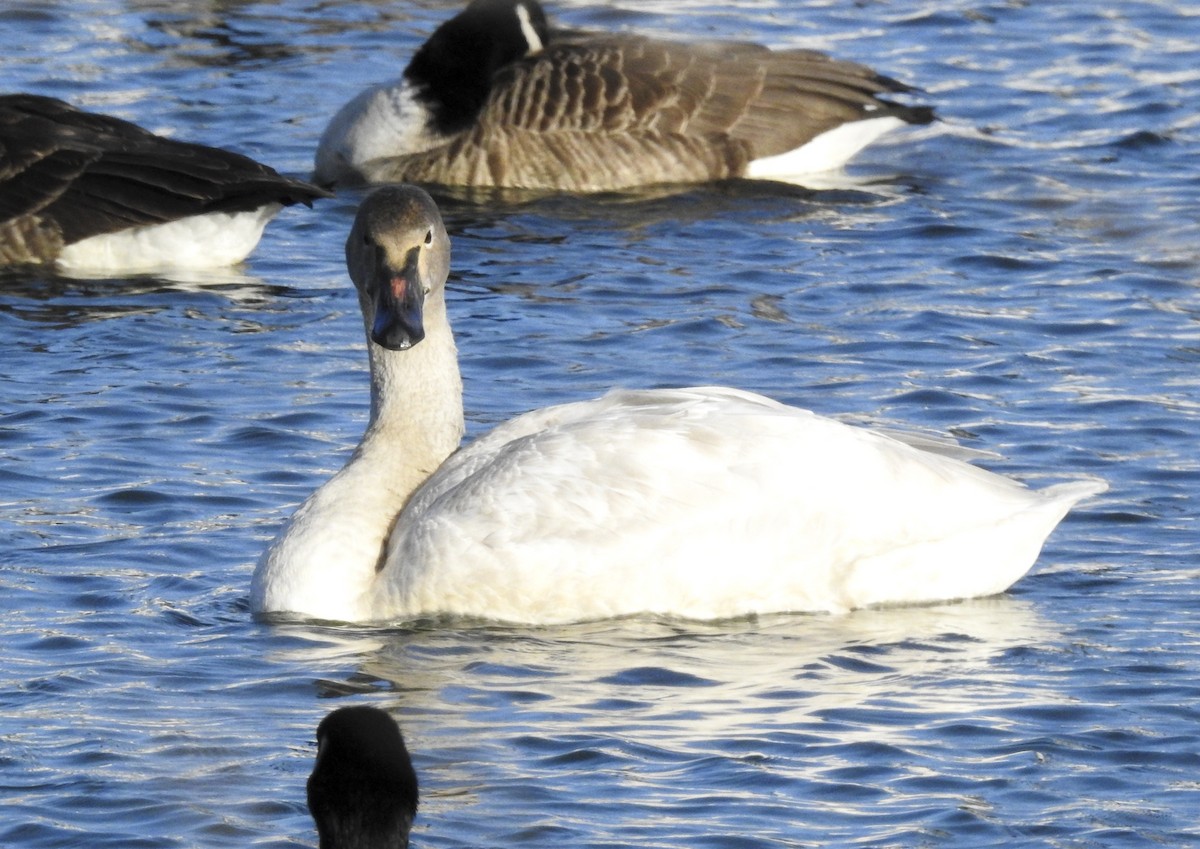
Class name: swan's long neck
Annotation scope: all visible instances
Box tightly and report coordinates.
[253,185,467,621]
[251,305,463,622]
[361,312,465,491]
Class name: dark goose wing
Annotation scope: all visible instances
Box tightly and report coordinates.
[0,94,327,264]
[378,34,932,190]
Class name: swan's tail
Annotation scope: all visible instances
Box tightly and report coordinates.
[840,477,1107,611]
[1037,478,1109,509]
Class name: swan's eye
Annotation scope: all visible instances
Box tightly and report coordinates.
[362,231,373,247]
[424,229,433,246]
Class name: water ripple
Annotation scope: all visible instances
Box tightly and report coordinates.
[2,0,1199,847]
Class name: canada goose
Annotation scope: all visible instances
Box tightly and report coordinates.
[309,706,419,849]
[0,93,329,273]
[250,185,1106,625]
[314,0,934,191]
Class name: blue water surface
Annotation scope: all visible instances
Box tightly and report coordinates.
[1,1,1198,847]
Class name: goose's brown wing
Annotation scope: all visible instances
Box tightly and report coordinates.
[372,123,749,190]
[484,35,931,156]
[0,94,327,263]
[370,33,931,191]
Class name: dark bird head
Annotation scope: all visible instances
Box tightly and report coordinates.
[405,0,550,135]
[307,706,420,849]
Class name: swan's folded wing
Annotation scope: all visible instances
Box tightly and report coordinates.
[378,387,1087,621]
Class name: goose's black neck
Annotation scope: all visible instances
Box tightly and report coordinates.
[404,0,549,136]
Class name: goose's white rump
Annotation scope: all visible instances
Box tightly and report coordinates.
[251,186,1106,625]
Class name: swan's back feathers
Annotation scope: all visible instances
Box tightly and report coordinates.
[0,94,328,265]
[377,387,1102,622]
[399,388,785,515]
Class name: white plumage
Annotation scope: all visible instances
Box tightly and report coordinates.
[55,207,281,273]
[251,185,1105,625]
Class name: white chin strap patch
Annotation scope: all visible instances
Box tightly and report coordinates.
[516,4,544,54]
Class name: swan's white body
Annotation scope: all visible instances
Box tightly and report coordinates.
[251,186,1105,625]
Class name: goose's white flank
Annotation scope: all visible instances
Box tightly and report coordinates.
[250,185,1106,625]
[0,94,328,273]
[313,0,935,191]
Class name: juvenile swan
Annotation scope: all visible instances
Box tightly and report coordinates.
[314,0,934,191]
[308,706,419,849]
[252,185,1105,625]
[0,94,328,272]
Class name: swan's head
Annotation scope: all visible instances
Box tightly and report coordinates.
[346,185,451,351]
[308,706,420,849]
